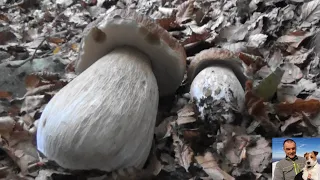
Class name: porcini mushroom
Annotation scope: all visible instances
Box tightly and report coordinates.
[36,9,186,172]
[187,48,247,122]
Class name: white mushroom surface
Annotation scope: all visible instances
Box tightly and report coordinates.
[36,9,186,172]
[188,48,246,122]
[37,47,158,171]
[77,9,186,97]
[190,66,245,122]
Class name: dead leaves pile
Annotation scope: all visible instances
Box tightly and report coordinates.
[242,52,320,136]
[0,71,70,178]
[155,102,271,179]
[155,0,212,46]
[0,0,89,66]
[151,0,320,178]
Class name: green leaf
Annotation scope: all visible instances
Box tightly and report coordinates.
[254,67,284,100]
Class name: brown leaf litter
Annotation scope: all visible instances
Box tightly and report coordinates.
[2,0,320,179]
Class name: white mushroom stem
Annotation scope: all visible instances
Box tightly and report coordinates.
[190,66,245,123]
[37,46,159,171]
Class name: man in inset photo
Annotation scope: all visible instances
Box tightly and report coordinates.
[273,139,306,180]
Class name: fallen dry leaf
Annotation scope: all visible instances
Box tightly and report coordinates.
[182,130,200,142]
[177,103,196,117]
[195,151,234,180]
[65,61,76,73]
[267,49,283,69]
[245,80,266,117]
[194,9,206,25]
[256,65,272,79]
[254,67,284,100]
[245,80,279,135]
[277,31,314,48]
[172,132,193,172]
[24,81,67,97]
[277,84,301,103]
[0,27,16,45]
[0,91,12,100]
[7,105,21,117]
[13,149,36,175]
[71,43,78,51]
[160,153,175,172]
[220,42,248,54]
[154,116,174,140]
[238,52,267,73]
[0,116,16,135]
[284,48,314,65]
[280,115,303,132]
[20,95,47,114]
[181,31,210,46]
[176,117,196,125]
[158,7,176,17]
[276,98,320,115]
[176,0,195,24]
[2,143,38,176]
[21,113,34,127]
[301,112,318,136]
[298,78,317,92]
[277,79,316,102]
[25,74,41,91]
[224,135,249,165]
[47,37,65,44]
[246,137,271,172]
[281,63,303,83]
[32,72,60,81]
[247,34,268,48]
[0,14,10,23]
[0,114,39,176]
[53,46,61,54]
[239,139,248,162]
[301,0,320,25]
[156,17,180,30]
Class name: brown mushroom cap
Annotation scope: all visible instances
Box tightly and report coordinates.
[187,48,247,89]
[76,9,186,96]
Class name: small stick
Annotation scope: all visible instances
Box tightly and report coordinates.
[0,166,9,172]
[6,37,47,68]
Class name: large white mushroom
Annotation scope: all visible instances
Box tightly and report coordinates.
[36,9,186,172]
[187,48,247,122]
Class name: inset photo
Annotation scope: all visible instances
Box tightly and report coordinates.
[272,137,320,180]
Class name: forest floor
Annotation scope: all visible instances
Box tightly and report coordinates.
[1,0,320,179]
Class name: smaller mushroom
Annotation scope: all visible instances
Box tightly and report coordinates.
[187,48,247,123]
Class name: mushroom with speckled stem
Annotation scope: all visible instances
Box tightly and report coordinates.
[187,48,247,123]
[36,9,186,172]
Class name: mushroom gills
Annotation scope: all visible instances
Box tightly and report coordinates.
[36,46,159,171]
[190,66,245,123]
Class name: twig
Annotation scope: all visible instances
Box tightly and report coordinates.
[28,161,43,171]
[199,10,210,24]
[6,38,48,68]
[3,0,34,9]
[0,166,9,172]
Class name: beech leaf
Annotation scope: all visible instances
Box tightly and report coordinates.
[301,0,320,24]
[156,17,179,30]
[281,63,303,83]
[276,98,320,115]
[254,67,284,100]
[176,0,195,24]
[172,132,193,172]
[0,91,12,100]
[195,152,234,180]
